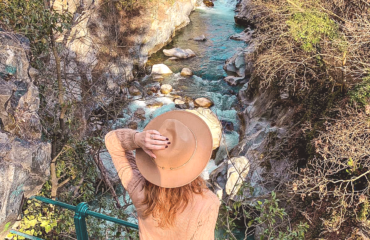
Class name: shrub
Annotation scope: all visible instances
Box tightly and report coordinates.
[349,75,370,108]
[291,107,370,233]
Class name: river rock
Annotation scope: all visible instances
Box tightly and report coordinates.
[181,68,193,76]
[203,0,214,7]
[174,99,186,105]
[129,85,141,96]
[134,108,146,120]
[163,48,196,59]
[152,75,164,81]
[160,84,173,94]
[146,100,164,108]
[224,76,246,86]
[225,157,250,197]
[230,28,254,43]
[151,64,173,75]
[193,35,207,41]
[194,97,214,108]
[185,108,221,149]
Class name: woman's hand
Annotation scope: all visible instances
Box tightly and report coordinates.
[134,130,170,159]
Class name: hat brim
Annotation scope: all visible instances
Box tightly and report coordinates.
[135,110,213,188]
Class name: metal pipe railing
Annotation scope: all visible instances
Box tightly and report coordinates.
[10,196,139,240]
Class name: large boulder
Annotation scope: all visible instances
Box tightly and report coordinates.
[151,64,173,75]
[0,33,51,236]
[163,48,196,59]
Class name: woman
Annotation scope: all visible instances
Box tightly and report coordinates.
[105,110,220,240]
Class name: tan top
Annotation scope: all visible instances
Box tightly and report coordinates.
[105,129,220,240]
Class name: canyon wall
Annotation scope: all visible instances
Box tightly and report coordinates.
[0,33,51,237]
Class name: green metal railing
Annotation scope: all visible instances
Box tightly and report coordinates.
[11,196,138,240]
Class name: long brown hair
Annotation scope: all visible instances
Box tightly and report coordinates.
[141,176,207,228]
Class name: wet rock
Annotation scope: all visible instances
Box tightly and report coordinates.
[181,68,193,76]
[151,64,173,75]
[230,28,254,43]
[148,83,160,93]
[188,100,195,109]
[134,108,146,120]
[160,84,173,94]
[185,108,222,149]
[225,157,250,197]
[175,104,188,109]
[194,97,214,108]
[221,120,234,132]
[193,35,207,41]
[163,48,196,59]
[128,86,141,96]
[146,100,164,108]
[224,48,246,77]
[203,0,214,7]
[224,76,246,86]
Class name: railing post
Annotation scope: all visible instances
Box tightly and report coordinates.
[74,202,89,240]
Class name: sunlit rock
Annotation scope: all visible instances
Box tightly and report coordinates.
[181,68,193,76]
[194,97,214,108]
[160,84,173,94]
[146,100,164,108]
[185,108,221,149]
[203,0,214,7]
[163,48,196,59]
[151,64,173,75]
[225,157,250,197]
[174,99,185,105]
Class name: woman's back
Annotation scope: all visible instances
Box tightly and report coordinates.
[105,129,220,240]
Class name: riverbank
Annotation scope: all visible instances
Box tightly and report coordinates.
[219,0,370,238]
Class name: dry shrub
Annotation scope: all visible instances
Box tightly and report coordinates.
[249,0,370,96]
[292,107,370,233]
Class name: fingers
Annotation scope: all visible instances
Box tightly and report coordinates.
[147,144,167,150]
[144,149,156,159]
[150,140,169,146]
[147,130,169,141]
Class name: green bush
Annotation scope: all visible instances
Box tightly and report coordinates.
[349,75,370,108]
[0,0,72,55]
[286,1,341,52]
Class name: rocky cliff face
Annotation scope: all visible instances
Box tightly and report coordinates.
[0,33,51,235]
[53,0,198,98]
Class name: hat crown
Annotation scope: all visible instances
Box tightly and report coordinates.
[153,119,196,169]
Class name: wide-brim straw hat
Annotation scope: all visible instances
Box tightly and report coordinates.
[136,110,214,188]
